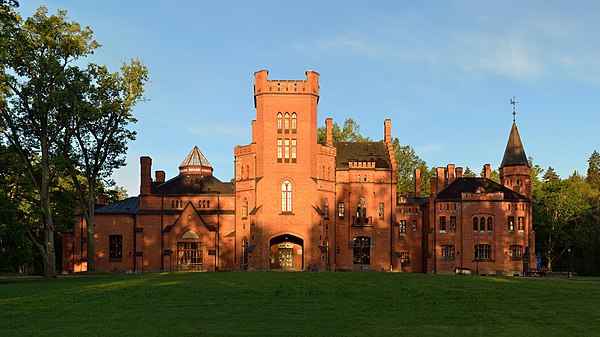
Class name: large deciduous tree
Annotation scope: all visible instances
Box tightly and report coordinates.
[70,60,147,270]
[392,138,430,196]
[0,6,99,277]
[317,118,372,143]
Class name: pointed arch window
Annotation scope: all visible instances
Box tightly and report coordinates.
[479,217,485,233]
[487,217,493,233]
[323,198,329,219]
[284,112,290,133]
[473,217,478,232]
[281,180,293,213]
[277,112,282,132]
[291,112,297,133]
[357,198,367,225]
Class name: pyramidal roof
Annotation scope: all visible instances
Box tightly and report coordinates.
[500,122,529,168]
[179,146,213,175]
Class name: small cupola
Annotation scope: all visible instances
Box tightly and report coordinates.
[179,146,213,176]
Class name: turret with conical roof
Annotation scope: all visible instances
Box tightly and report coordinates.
[499,121,531,198]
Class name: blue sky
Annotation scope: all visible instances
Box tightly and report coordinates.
[17,1,600,195]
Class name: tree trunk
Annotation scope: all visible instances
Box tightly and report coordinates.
[86,184,96,271]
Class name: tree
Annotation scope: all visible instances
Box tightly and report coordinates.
[69,60,147,270]
[543,166,560,183]
[0,6,99,277]
[317,118,372,143]
[462,167,477,178]
[586,150,600,190]
[528,156,544,192]
[533,178,589,271]
[392,138,430,196]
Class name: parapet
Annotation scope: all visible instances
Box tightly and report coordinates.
[254,69,320,96]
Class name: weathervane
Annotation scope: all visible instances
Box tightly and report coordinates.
[509,96,518,122]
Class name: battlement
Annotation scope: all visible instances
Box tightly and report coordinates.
[234,144,255,156]
[349,161,376,169]
[462,191,505,201]
[254,69,319,96]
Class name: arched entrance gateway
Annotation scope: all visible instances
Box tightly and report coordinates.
[269,234,304,270]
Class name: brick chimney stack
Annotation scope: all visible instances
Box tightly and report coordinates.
[384,119,392,144]
[414,168,421,197]
[447,164,455,184]
[456,167,463,178]
[326,118,333,146]
[484,164,491,179]
[155,170,165,183]
[140,156,152,195]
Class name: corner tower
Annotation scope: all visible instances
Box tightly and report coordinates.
[499,121,531,198]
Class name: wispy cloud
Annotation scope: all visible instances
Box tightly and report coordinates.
[416,144,442,154]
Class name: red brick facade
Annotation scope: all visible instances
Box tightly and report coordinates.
[62,70,535,275]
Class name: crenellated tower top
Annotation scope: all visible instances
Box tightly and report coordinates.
[253,70,320,106]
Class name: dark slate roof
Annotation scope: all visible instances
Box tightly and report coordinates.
[436,177,526,200]
[333,141,391,169]
[500,122,529,168]
[95,197,140,214]
[150,174,234,195]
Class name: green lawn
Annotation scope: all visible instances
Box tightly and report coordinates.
[1,272,599,336]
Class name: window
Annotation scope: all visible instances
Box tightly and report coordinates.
[353,236,370,265]
[338,202,345,218]
[284,112,290,132]
[281,180,292,213]
[518,217,524,231]
[449,216,456,232]
[109,235,122,261]
[479,217,485,233]
[277,112,282,132]
[356,198,367,224]
[323,198,329,219]
[439,216,446,232]
[177,242,202,271]
[412,220,417,232]
[399,252,411,266]
[291,139,297,163]
[206,200,210,208]
[277,139,282,162]
[510,245,523,259]
[242,198,248,219]
[441,244,455,260]
[284,139,290,162]
[399,220,406,236]
[487,217,493,233]
[474,244,492,261]
[473,217,478,232]
[171,200,175,208]
[242,237,249,265]
[508,216,515,232]
[379,202,385,220]
[291,112,297,133]
[246,165,249,179]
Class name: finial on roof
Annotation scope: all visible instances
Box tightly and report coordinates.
[509,96,518,122]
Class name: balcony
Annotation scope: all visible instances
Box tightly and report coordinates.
[352,216,373,227]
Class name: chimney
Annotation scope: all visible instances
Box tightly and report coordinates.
[414,168,421,197]
[484,164,491,179]
[447,164,455,184]
[430,177,437,197]
[140,156,152,195]
[456,167,463,178]
[437,167,446,191]
[326,118,333,146]
[155,170,165,183]
[384,119,392,144]
[96,195,107,206]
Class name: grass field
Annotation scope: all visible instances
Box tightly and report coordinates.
[1,272,599,336]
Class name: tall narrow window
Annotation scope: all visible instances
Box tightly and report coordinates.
[277,139,282,163]
[473,217,478,232]
[487,217,493,233]
[242,198,248,219]
[449,216,456,232]
[399,252,410,266]
[379,202,385,219]
[284,139,290,162]
[109,235,122,261]
[439,216,446,232]
[399,220,406,236]
[517,217,524,231]
[291,139,297,163]
[284,112,290,133]
[412,220,417,232]
[508,216,515,232]
[338,202,345,218]
[277,112,282,132]
[480,217,485,233]
[357,198,367,225]
[323,198,329,219]
[281,180,292,213]
[291,112,297,133]
[242,237,249,265]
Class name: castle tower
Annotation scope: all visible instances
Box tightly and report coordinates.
[499,121,531,198]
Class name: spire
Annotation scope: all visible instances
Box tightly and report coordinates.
[179,146,213,175]
[500,122,529,168]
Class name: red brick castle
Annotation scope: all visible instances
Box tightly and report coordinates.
[62,70,535,275]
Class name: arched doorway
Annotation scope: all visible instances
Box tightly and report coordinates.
[269,234,304,270]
